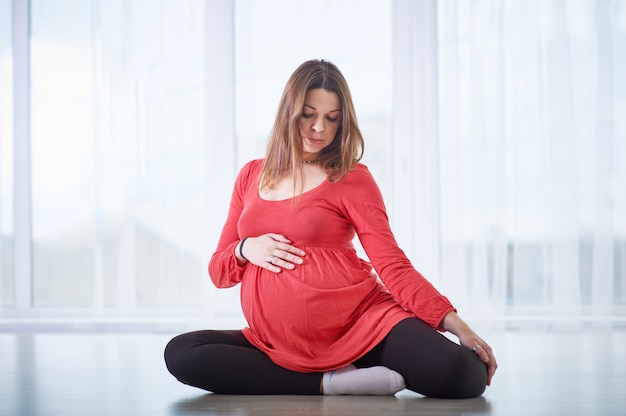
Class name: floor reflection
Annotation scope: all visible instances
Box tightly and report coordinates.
[167,393,492,416]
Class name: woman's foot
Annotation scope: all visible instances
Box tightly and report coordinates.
[322,364,406,395]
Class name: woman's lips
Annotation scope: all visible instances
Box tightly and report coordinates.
[306,137,323,145]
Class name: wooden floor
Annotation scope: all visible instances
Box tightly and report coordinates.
[1,324,625,416]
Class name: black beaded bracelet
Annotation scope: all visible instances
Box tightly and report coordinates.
[239,237,249,260]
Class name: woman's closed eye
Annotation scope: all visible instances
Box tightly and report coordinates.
[302,113,339,123]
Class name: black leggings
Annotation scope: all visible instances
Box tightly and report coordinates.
[164,317,487,398]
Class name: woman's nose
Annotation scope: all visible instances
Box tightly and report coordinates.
[312,117,324,132]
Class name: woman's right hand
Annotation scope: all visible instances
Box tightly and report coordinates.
[235,233,306,273]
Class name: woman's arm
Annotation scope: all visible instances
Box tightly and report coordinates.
[208,162,255,288]
[339,165,455,329]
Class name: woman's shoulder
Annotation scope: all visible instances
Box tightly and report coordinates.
[341,162,375,184]
[237,158,264,179]
[241,158,264,171]
[352,162,370,174]
[232,159,264,194]
[331,162,385,207]
[330,162,380,194]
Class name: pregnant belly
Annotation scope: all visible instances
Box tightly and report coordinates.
[240,270,379,345]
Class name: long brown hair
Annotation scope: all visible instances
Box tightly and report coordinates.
[259,59,364,193]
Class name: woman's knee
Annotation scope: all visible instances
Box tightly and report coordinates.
[164,333,196,380]
[440,349,487,398]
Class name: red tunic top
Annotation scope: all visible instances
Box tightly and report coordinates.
[209,159,455,373]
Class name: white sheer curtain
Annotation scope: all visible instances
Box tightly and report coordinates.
[6,0,238,327]
[2,0,624,326]
[432,0,626,319]
[10,0,232,323]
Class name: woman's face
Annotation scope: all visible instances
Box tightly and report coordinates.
[299,88,342,157]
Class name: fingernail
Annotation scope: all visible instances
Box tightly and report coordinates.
[287,264,294,269]
[296,259,303,264]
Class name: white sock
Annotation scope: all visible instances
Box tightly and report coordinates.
[322,364,406,396]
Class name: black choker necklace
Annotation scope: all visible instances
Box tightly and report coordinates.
[303,158,320,164]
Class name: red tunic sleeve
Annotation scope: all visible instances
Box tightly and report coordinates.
[338,164,456,330]
[208,160,260,288]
